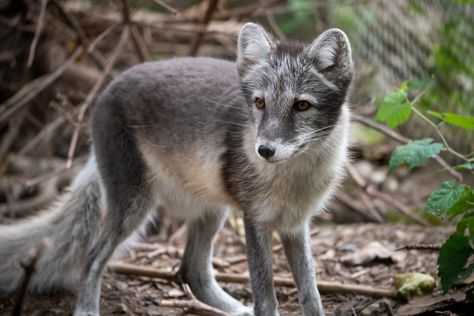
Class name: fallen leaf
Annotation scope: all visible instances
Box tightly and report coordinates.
[340,241,397,266]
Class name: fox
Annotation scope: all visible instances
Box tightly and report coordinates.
[0,23,353,316]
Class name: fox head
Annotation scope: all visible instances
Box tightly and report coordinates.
[237,23,353,162]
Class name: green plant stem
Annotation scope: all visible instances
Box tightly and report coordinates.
[411,106,469,162]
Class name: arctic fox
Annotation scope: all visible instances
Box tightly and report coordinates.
[0,23,353,316]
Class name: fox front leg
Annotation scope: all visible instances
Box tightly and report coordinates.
[243,217,279,316]
[280,222,324,316]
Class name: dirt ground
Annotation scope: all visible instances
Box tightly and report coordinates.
[1,222,472,316]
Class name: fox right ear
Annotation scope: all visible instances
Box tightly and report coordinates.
[308,28,353,88]
[237,23,274,76]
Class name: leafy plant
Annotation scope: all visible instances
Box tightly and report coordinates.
[374,84,474,299]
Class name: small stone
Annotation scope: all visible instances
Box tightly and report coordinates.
[116,281,128,292]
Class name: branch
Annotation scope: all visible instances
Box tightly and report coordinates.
[346,164,430,226]
[188,0,220,56]
[108,262,398,298]
[66,26,129,168]
[159,283,231,316]
[27,0,49,67]
[411,106,468,162]
[352,114,463,181]
[0,23,118,124]
[150,0,181,15]
[51,0,108,72]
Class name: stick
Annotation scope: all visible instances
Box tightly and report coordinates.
[366,185,430,226]
[0,47,83,124]
[66,27,129,168]
[188,0,220,56]
[0,23,118,124]
[108,262,398,298]
[27,0,49,67]
[150,0,181,15]
[158,283,232,316]
[346,164,429,226]
[51,0,107,71]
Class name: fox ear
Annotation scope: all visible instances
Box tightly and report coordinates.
[308,28,353,87]
[237,23,275,75]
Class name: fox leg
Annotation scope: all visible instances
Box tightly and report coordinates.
[243,218,279,316]
[74,114,155,316]
[279,222,324,316]
[179,209,253,316]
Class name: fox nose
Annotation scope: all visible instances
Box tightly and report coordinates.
[258,145,275,159]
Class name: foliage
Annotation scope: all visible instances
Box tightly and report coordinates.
[374,82,474,299]
[375,91,412,128]
[389,138,443,171]
[428,111,474,131]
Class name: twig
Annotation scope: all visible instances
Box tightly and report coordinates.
[0,47,83,124]
[0,108,28,161]
[51,0,107,72]
[396,244,441,251]
[130,25,151,62]
[261,0,286,40]
[11,242,46,316]
[66,27,130,168]
[0,177,57,217]
[24,157,85,187]
[366,185,430,226]
[150,0,181,15]
[19,116,65,155]
[352,114,463,181]
[336,192,384,223]
[346,164,427,226]
[0,23,118,125]
[108,262,398,298]
[159,283,231,316]
[27,0,49,67]
[188,0,220,56]
[411,107,468,162]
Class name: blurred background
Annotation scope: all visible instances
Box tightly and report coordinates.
[0,0,473,315]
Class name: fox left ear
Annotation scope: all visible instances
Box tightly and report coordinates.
[308,28,353,88]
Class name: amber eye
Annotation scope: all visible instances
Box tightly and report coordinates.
[255,97,265,109]
[294,100,312,111]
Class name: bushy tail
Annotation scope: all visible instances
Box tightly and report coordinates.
[0,156,103,293]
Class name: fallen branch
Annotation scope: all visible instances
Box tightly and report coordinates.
[157,283,231,316]
[108,262,398,298]
[346,164,429,226]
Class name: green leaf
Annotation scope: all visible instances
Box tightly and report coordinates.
[438,232,473,292]
[453,162,474,171]
[389,138,443,171]
[428,111,474,131]
[425,180,474,217]
[375,91,412,128]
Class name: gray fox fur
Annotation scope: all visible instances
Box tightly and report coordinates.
[0,23,353,316]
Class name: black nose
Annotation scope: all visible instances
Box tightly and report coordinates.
[258,145,275,159]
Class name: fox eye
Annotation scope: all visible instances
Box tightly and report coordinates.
[294,100,312,111]
[255,97,265,109]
